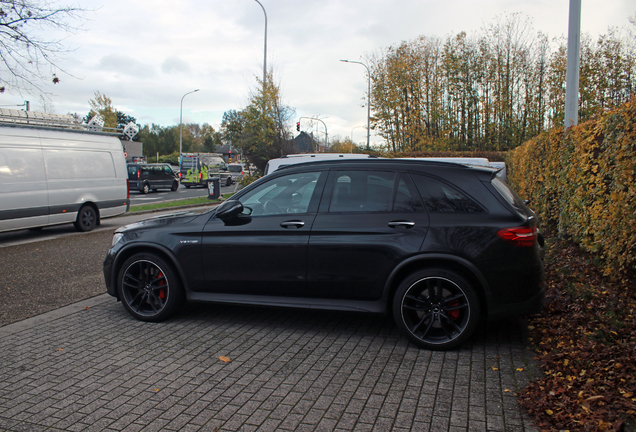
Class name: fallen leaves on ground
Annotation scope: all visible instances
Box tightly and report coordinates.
[518,233,636,432]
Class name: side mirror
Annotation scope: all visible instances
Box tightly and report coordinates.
[215,200,244,220]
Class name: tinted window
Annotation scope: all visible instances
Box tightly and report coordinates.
[239,172,321,216]
[394,173,423,212]
[491,176,528,216]
[411,173,483,213]
[329,171,395,213]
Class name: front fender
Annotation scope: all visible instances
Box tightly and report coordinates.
[107,242,191,299]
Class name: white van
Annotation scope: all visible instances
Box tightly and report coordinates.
[264,153,376,176]
[0,122,130,233]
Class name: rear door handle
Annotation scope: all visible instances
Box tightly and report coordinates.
[388,221,415,228]
[281,221,305,229]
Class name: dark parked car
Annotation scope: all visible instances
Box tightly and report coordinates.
[127,163,179,194]
[104,159,545,350]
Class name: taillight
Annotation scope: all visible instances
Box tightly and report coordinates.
[497,226,537,247]
[199,172,203,179]
[136,169,140,179]
[126,179,130,199]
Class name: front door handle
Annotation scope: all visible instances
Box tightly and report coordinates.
[281,221,305,229]
[388,221,415,228]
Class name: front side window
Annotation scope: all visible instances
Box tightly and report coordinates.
[239,172,321,216]
[411,173,484,213]
[329,171,395,213]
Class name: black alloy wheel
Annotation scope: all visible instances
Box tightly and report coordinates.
[118,253,183,322]
[74,205,97,232]
[393,268,480,350]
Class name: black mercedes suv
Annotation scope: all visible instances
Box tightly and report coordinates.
[104,158,544,350]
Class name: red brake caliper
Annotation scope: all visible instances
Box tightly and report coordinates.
[157,271,166,300]
[448,300,460,320]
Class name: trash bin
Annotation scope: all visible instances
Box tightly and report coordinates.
[207,178,220,200]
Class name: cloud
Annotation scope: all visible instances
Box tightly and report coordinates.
[161,56,192,74]
[97,54,155,78]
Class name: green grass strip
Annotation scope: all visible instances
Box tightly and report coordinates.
[128,192,235,213]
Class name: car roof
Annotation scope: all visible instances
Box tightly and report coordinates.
[273,157,497,176]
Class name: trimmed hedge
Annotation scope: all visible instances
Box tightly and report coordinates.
[508,97,636,278]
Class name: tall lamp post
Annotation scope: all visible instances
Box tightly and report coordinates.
[341,59,371,150]
[254,0,267,91]
[179,89,200,165]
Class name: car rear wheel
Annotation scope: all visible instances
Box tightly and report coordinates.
[74,205,97,232]
[171,181,179,191]
[226,177,232,186]
[142,183,150,194]
[117,253,184,322]
[393,268,480,350]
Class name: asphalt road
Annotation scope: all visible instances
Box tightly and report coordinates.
[0,228,114,327]
[0,205,218,327]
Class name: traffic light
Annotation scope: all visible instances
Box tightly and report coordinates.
[296,122,300,132]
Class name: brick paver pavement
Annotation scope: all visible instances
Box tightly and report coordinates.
[0,295,539,431]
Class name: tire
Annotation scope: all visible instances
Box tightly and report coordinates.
[142,183,150,194]
[226,177,232,186]
[74,205,97,232]
[117,253,184,322]
[171,181,179,191]
[392,268,480,350]
[185,185,191,189]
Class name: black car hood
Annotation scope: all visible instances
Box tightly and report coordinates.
[116,208,213,233]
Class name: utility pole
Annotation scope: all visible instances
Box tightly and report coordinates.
[564,0,581,129]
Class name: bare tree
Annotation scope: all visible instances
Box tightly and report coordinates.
[0,0,86,94]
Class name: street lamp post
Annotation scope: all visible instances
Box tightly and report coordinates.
[254,0,267,90]
[341,59,371,150]
[179,89,200,165]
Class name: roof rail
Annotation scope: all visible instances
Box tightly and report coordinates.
[0,108,139,140]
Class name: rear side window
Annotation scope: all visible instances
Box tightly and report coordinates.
[329,171,395,213]
[411,173,484,213]
[491,177,528,215]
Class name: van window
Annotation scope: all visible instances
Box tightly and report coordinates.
[44,150,116,179]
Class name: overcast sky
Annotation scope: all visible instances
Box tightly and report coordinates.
[2,0,635,147]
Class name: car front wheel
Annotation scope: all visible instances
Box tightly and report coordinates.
[393,268,480,350]
[117,253,184,322]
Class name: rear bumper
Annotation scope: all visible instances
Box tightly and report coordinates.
[486,280,545,319]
